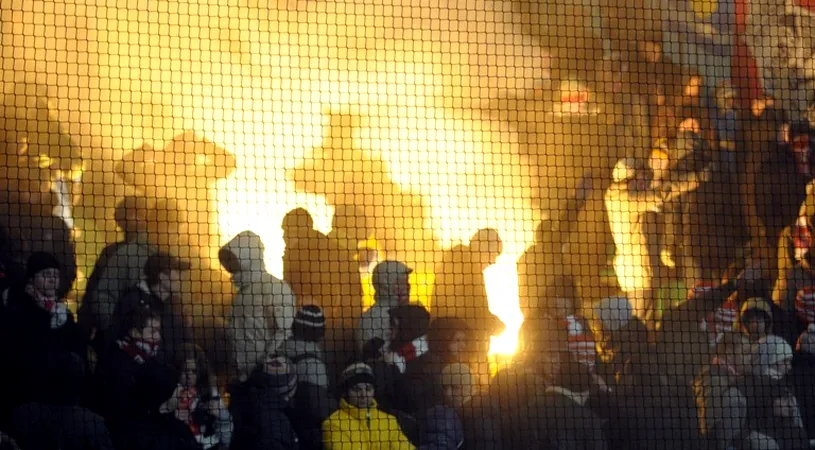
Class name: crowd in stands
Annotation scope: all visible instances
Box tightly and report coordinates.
[3,34,815,450]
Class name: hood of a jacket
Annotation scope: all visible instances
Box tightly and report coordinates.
[221,231,269,285]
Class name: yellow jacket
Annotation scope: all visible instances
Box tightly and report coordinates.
[323,399,415,450]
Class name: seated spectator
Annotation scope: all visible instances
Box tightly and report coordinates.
[791,325,815,440]
[322,363,414,450]
[230,355,300,450]
[169,343,233,450]
[9,352,114,450]
[385,304,432,373]
[1,252,85,420]
[280,305,338,450]
[740,297,775,343]
[95,308,198,450]
[440,363,501,450]
[404,317,471,415]
[417,405,464,450]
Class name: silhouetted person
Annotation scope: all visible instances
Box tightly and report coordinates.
[79,197,166,346]
[358,260,413,352]
[433,228,506,339]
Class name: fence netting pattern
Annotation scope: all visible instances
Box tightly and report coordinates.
[1,0,815,449]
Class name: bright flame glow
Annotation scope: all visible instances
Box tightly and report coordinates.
[2,0,548,355]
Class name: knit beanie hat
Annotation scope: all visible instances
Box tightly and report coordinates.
[440,363,474,389]
[795,287,815,324]
[293,305,326,336]
[740,297,773,323]
[564,315,597,369]
[340,363,376,393]
[25,252,61,282]
[595,296,633,332]
[797,324,815,355]
[752,335,794,379]
[259,355,298,398]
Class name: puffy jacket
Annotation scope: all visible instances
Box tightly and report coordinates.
[223,232,297,376]
[417,406,464,450]
[322,399,414,450]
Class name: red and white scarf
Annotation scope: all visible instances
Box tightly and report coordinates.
[116,336,159,365]
[175,386,202,436]
[25,283,68,329]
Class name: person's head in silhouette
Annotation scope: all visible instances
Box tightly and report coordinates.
[282,208,316,241]
[469,228,503,269]
[371,260,412,305]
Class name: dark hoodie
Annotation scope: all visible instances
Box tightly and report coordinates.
[230,370,299,450]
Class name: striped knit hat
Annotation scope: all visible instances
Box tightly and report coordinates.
[563,315,597,370]
[294,305,326,332]
[796,286,815,324]
[797,324,815,355]
[340,363,376,393]
[704,300,739,346]
[260,355,298,398]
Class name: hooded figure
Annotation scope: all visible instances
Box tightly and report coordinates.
[358,260,413,352]
[220,231,297,378]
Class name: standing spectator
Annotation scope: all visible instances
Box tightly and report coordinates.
[359,260,413,352]
[791,324,815,440]
[280,305,338,450]
[220,230,297,379]
[322,363,414,450]
[605,157,710,328]
[694,332,751,450]
[1,252,85,421]
[79,197,161,344]
[108,253,191,364]
[95,309,198,450]
[230,355,300,450]
[9,353,114,450]
[168,343,232,450]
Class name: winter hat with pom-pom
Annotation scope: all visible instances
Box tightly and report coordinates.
[797,324,815,355]
[752,335,794,380]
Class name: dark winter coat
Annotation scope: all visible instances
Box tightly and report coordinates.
[10,403,114,450]
[459,395,502,450]
[532,387,607,450]
[418,405,464,450]
[230,372,300,450]
[0,288,85,414]
[790,352,815,440]
[95,344,197,450]
[404,352,449,415]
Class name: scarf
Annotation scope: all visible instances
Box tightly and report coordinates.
[116,336,159,365]
[25,283,68,329]
[176,386,202,436]
[793,217,813,261]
